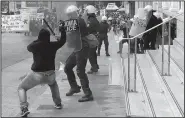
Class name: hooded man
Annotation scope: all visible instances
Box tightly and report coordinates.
[18,28,66,117]
[63,5,94,102]
[143,5,159,50]
[97,16,110,56]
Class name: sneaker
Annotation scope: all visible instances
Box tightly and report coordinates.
[54,103,63,109]
[20,107,30,117]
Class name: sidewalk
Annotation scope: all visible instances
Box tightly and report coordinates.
[15,32,127,117]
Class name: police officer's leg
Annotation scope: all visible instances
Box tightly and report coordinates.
[64,53,81,96]
[88,47,99,73]
[104,35,110,56]
[97,37,103,56]
[94,46,99,69]
[123,28,127,38]
[130,39,134,53]
[140,38,145,53]
[76,46,93,102]
[150,36,156,50]
[143,35,150,50]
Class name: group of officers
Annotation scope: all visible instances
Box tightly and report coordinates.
[17,4,176,117]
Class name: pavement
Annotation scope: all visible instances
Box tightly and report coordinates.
[2,31,127,117]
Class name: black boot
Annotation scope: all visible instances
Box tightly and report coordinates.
[66,85,81,96]
[106,52,110,56]
[97,48,100,56]
[78,88,94,102]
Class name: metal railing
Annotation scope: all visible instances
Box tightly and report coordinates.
[119,12,184,92]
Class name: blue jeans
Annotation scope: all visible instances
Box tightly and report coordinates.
[18,70,61,109]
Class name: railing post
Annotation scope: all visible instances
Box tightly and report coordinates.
[134,38,137,92]
[161,24,165,76]
[127,26,131,91]
[168,18,171,76]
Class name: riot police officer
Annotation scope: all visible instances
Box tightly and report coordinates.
[64,5,94,102]
[85,5,100,74]
[97,16,110,56]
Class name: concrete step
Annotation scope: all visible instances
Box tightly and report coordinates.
[174,38,184,49]
[137,54,182,117]
[148,50,184,116]
[121,53,153,117]
[163,45,184,72]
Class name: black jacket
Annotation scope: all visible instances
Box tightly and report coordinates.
[27,28,66,72]
[99,21,109,34]
[87,14,100,35]
[143,14,159,40]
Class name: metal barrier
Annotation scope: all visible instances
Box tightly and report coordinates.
[119,12,184,92]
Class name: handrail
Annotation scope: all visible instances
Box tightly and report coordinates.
[121,12,184,40]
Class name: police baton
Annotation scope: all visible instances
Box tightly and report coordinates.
[43,18,56,36]
[43,18,62,41]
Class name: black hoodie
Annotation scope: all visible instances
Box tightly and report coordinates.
[27,28,66,72]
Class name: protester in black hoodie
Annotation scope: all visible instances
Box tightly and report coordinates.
[17,28,66,117]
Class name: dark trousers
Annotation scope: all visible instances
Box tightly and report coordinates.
[122,28,127,38]
[144,34,157,50]
[98,35,109,54]
[64,46,90,89]
[130,38,140,53]
[88,47,99,71]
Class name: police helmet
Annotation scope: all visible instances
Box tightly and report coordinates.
[66,5,79,14]
[102,16,107,21]
[85,5,96,14]
[153,12,161,18]
[108,17,113,21]
[144,5,153,12]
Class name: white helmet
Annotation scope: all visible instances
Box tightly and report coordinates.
[85,5,96,14]
[144,5,153,12]
[108,17,113,20]
[66,5,79,14]
[130,18,134,22]
[153,12,161,19]
[102,16,107,21]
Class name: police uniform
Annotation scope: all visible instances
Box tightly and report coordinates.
[97,20,110,56]
[64,6,93,102]
[86,10,100,74]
